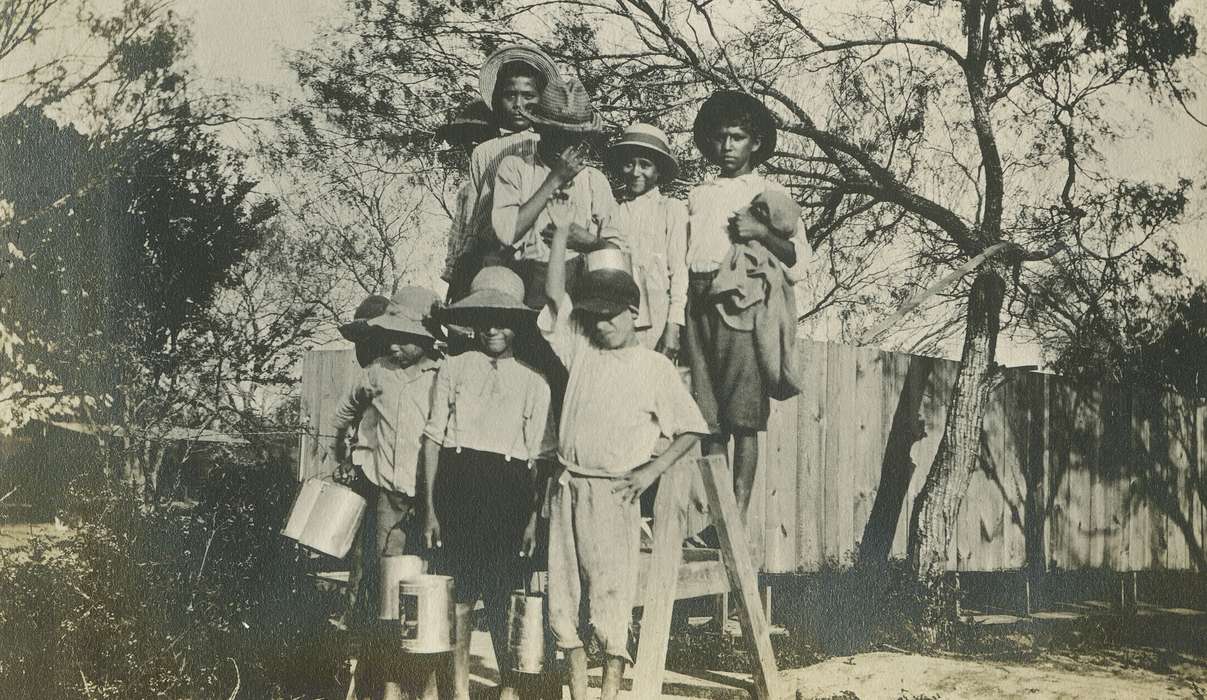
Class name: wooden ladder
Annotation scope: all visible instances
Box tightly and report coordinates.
[633,454,782,699]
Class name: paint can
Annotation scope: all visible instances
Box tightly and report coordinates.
[281,479,366,558]
[398,574,455,654]
[378,555,425,620]
[507,588,552,674]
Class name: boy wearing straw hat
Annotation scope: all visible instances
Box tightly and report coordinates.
[684,90,805,525]
[327,287,444,700]
[453,45,564,302]
[492,77,623,308]
[540,231,708,700]
[606,122,688,356]
[421,266,552,700]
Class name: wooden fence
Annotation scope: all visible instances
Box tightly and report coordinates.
[298,341,1206,574]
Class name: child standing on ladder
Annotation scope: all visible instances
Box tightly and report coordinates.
[541,229,709,700]
[605,122,688,357]
[327,287,444,700]
[684,90,805,524]
[421,266,552,700]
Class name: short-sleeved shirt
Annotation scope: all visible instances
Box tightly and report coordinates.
[423,351,553,462]
[686,173,806,280]
[492,153,622,262]
[614,187,689,340]
[538,295,709,476]
[332,356,441,496]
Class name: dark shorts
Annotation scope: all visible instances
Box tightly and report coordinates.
[345,475,421,626]
[684,271,769,434]
[432,447,533,605]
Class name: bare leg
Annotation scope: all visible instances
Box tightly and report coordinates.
[732,429,759,522]
[600,656,627,700]
[450,603,473,700]
[484,598,519,700]
[566,647,588,700]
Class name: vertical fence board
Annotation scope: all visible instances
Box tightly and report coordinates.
[1099,384,1125,571]
[796,342,827,571]
[852,347,884,562]
[824,345,857,566]
[884,351,915,561]
[1068,382,1095,569]
[763,391,799,573]
[999,374,1029,569]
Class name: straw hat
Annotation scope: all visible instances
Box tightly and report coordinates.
[520,78,604,134]
[437,266,537,326]
[435,100,495,147]
[364,286,442,340]
[692,90,778,166]
[606,123,680,182]
[479,44,562,108]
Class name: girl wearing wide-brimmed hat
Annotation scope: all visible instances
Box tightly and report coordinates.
[421,266,553,700]
[606,122,689,356]
[490,77,624,308]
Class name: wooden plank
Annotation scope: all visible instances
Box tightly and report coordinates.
[1099,384,1125,571]
[999,373,1029,570]
[1129,390,1154,571]
[697,455,781,700]
[852,347,884,562]
[888,352,926,560]
[1163,393,1192,570]
[1067,380,1094,569]
[632,458,692,699]
[747,429,768,569]
[1199,407,1207,573]
[823,344,856,566]
[1047,378,1073,570]
[797,341,826,571]
[763,390,798,574]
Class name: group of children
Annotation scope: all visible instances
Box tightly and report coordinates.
[330,43,806,700]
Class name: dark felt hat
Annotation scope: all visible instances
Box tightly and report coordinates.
[338,294,391,342]
[574,249,640,317]
[692,90,778,166]
[435,100,496,146]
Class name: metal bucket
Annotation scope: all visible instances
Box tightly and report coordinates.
[281,479,366,558]
[398,574,455,654]
[378,555,425,620]
[507,589,553,674]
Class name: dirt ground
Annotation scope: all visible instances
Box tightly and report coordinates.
[784,649,1207,699]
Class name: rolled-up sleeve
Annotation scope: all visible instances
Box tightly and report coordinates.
[537,293,586,370]
[491,155,526,247]
[665,199,689,326]
[332,371,372,431]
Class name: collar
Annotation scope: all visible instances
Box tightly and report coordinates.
[401,355,440,380]
[620,187,662,204]
[703,171,763,188]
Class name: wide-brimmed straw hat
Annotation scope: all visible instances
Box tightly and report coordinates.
[435,100,495,147]
[606,123,680,182]
[437,266,537,326]
[363,286,442,340]
[479,44,562,107]
[693,90,778,166]
[520,78,604,134]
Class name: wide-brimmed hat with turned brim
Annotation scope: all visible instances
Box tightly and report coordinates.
[574,248,640,317]
[363,286,443,340]
[693,89,778,166]
[437,266,537,327]
[520,78,604,134]
[338,294,391,343]
[435,100,496,147]
[479,44,562,108]
[606,123,680,183]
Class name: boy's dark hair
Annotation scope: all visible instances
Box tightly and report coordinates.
[703,107,767,145]
[493,60,547,103]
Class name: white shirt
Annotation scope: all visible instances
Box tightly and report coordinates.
[614,187,689,343]
[686,173,806,277]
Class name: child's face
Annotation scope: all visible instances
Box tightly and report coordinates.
[474,323,516,357]
[496,75,541,132]
[618,152,660,196]
[706,124,760,176]
[388,341,428,367]
[585,308,637,349]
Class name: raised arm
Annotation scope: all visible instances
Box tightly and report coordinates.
[545,212,571,317]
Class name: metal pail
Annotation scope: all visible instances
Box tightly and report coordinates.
[281,479,366,558]
[378,555,425,620]
[398,574,455,653]
[507,589,552,674]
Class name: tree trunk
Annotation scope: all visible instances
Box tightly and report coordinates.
[907,268,1006,583]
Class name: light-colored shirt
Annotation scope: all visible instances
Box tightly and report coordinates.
[423,351,553,462]
[614,188,688,346]
[686,173,806,277]
[467,130,541,253]
[442,180,477,282]
[492,152,622,262]
[332,356,440,496]
[538,295,708,476]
